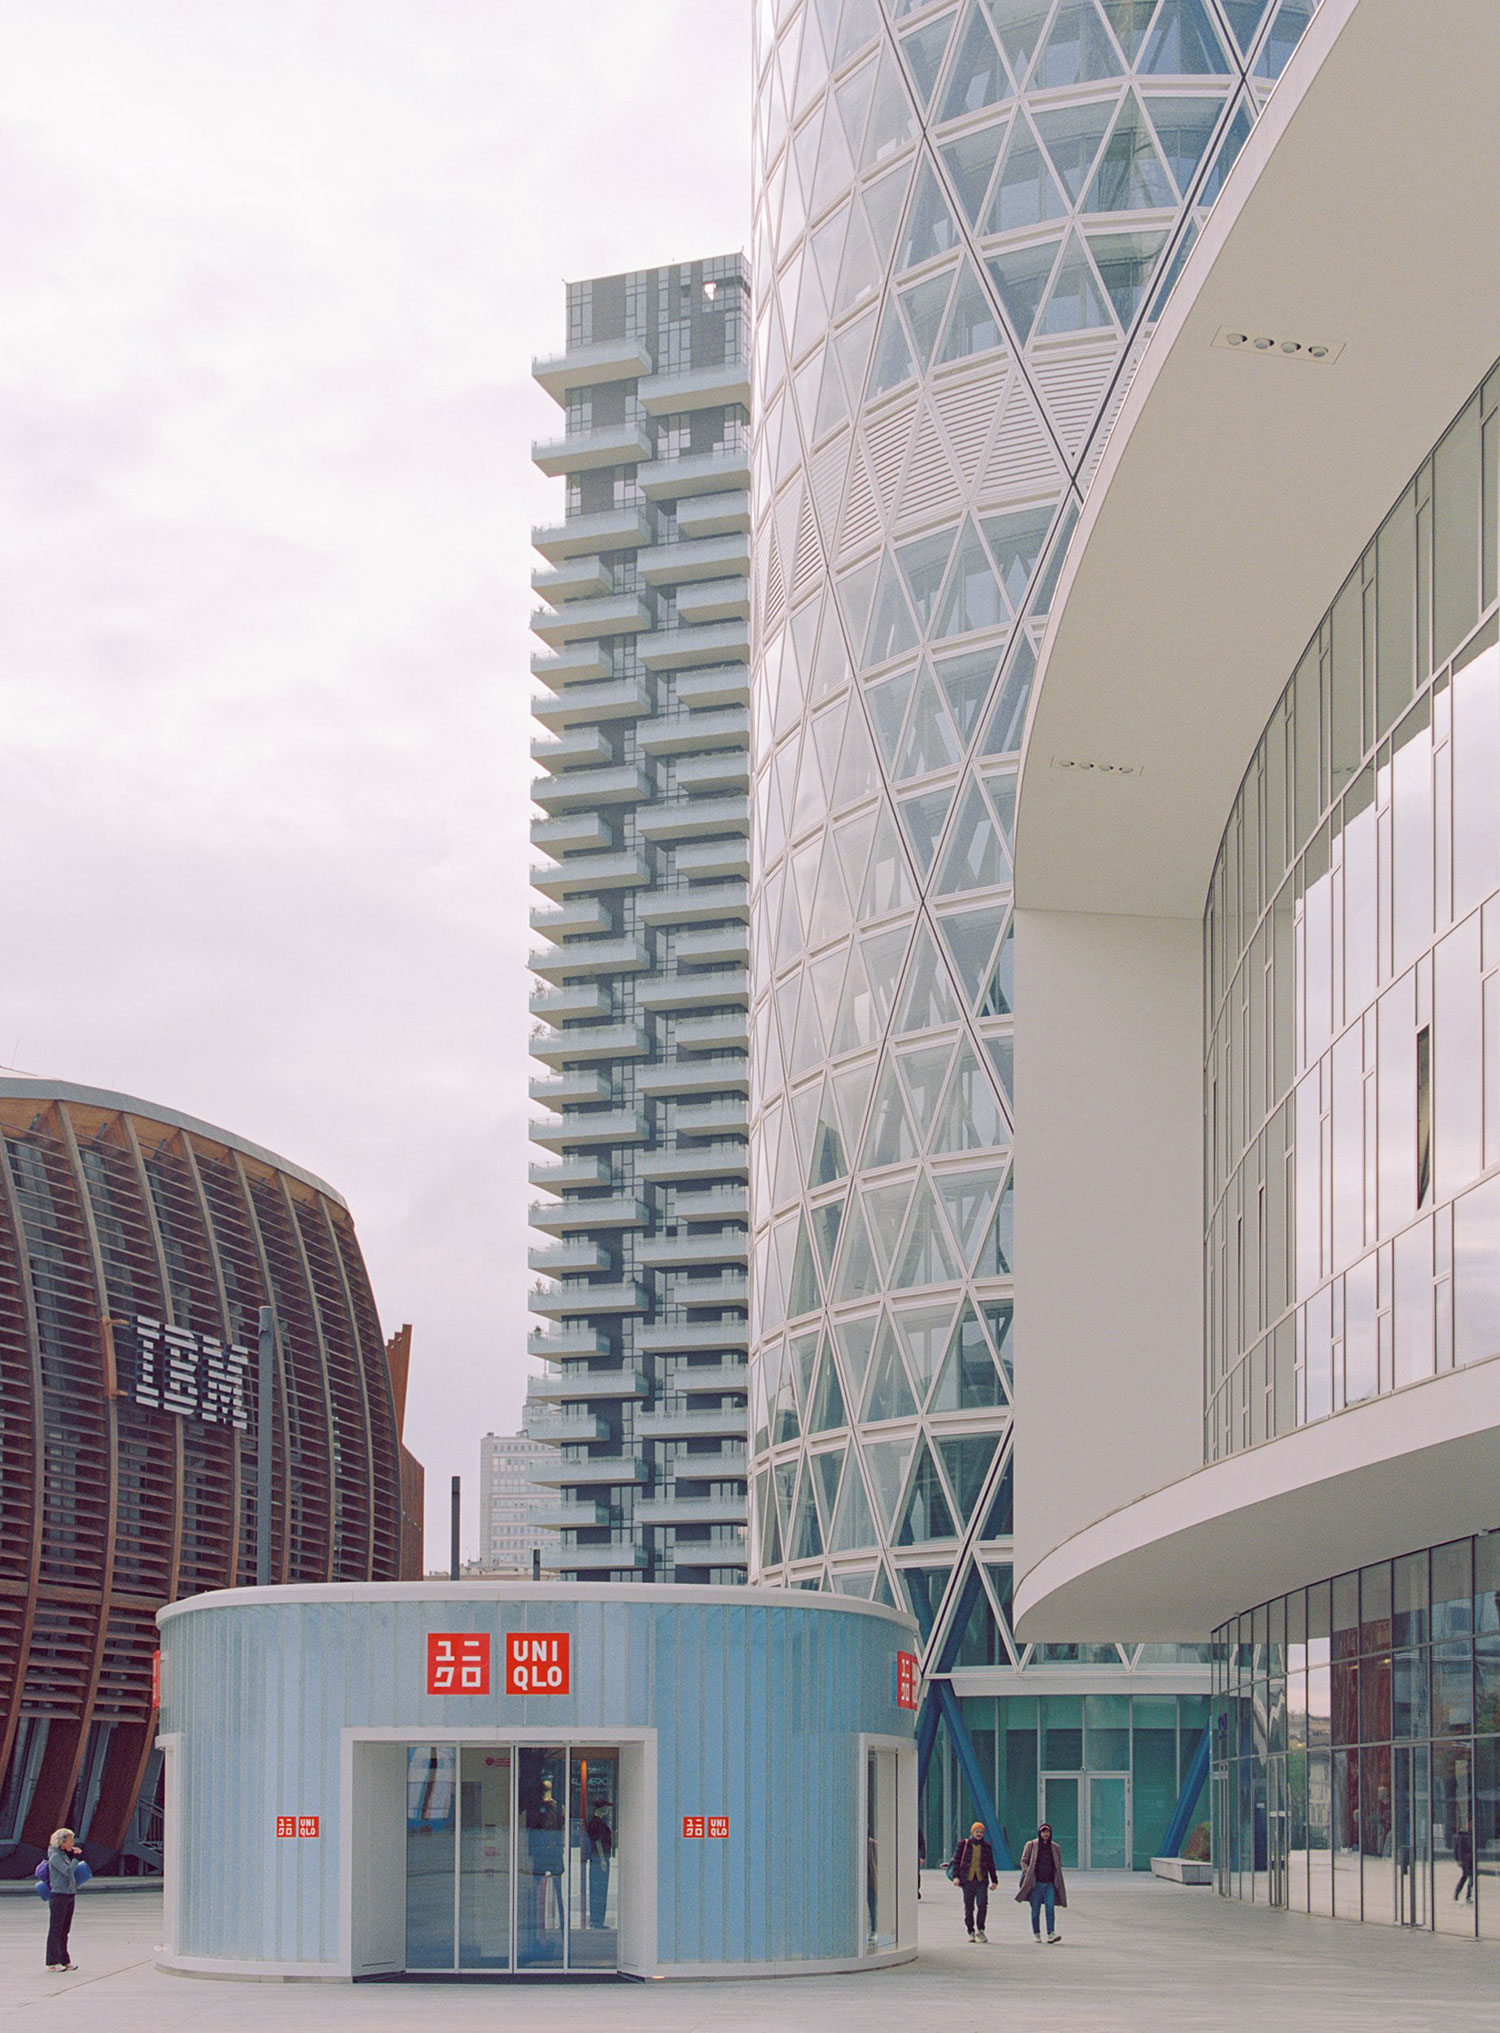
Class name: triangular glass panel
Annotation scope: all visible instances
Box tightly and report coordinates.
[833,1196,880,1300]
[773,1455,798,1540]
[1032,1,1124,88]
[867,294,917,401]
[865,667,915,769]
[896,786,955,880]
[1083,91,1175,212]
[809,1341,849,1431]
[930,1297,1007,1410]
[862,1314,919,1421]
[936,779,1009,895]
[791,1467,824,1559]
[1098,0,1158,61]
[807,188,850,307]
[1199,94,1252,205]
[1254,0,1315,79]
[1217,0,1269,53]
[984,1032,1014,1112]
[860,803,918,917]
[808,1081,848,1186]
[897,525,959,634]
[897,157,963,275]
[835,555,880,655]
[935,259,1006,364]
[833,212,882,327]
[790,1330,820,1418]
[864,1176,915,1272]
[787,1217,822,1319]
[865,157,915,272]
[811,1446,845,1531]
[980,633,1037,755]
[832,1058,876,1153]
[810,1195,845,1277]
[863,1432,917,1532]
[934,1161,1006,1260]
[759,1468,784,1567]
[895,920,961,1032]
[1088,228,1169,327]
[931,519,1006,641]
[938,904,1007,1006]
[899,1562,953,1638]
[810,101,857,221]
[806,836,851,956]
[773,1357,801,1445]
[789,732,828,841]
[832,700,880,807]
[834,47,880,158]
[1035,96,1118,204]
[986,239,1059,348]
[834,1312,881,1406]
[931,1040,1008,1155]
[981,1297,1015,1390]
[899,269,957,370]
[812,333,852,440]
[895,670,963,778]
[896,1037,956,1137]
[872,1565,899,1610]
[978,1453,1014,1537]
[982,118,1067,236]
[894,1296,961,1400]
[864,553,920,665]
[794,5,830,118]
[859,1057,920,1169]
[982,760,1016,838]
[900,8,958,109]
[830,1457,879,1552]
[1038,231,1114,335]
[788,1061,824,1174]
[974,1170,1015,1275]
[862,921,913,1028]
[1140,0,1230,74]
[893,1175,963,1289]
[807,940,849,1052]
[939,1432,1001,1525]
[939,4,1010,122]
[980,919,1015,1016]
[896,1437,958,1544]
[862,43,920,168]
[941,120,1009,226]
[981,505,1051,609]
[1143,93,1226,197]
[935,643,1002,742]
[1028,499,1078,616]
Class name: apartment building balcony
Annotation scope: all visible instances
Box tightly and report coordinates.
[529,725,612,771]
[532,338,652,400]
[525,1409,612,1445]
[670,1275,750,1308]
[638,532,749,586]
[673,750,749,797]
[531,811,611,857]
[530,935,648,982]
[635,1145,749,1184]
[669,1360,750,1393]
[638,446,751,500]
[529,1280,649,1320]
[638,619,750,673]
[528,1069,610,1109]
[528,1195,650,1234]
[529,1022,650,1067]
[530,850,649,901]
[529,1108,648,1152]
[635,796,749,845]
[526,1324,610,1361]
[528,981,611,1024]
[634,1059,748,1100]
[636,883,746,930]
[635,1405,748,1441]
[526,1366,650,1401]
[528,1452,649,1489]
[636,1320,746,1356]
[636,1231,748,1272]
[531,763,650,813]
[527,1239,610,1276]
[531,505,650,564]
[530,590,651,649]
[676,666,750,711]
[528,1498,611,1530]
[674,1014,750,1054]
[676,577,749,628]
[638,359,751,415]
[675,490,750,540]
[532,421,652,477]
[671,1100,747,1137]
[531,554,610,603]
[673,1185,749,1220]
[531,677,652,733]
[636,969,749,1014]
[529,896,611,942]
[673,924,749,967]
[635,1494,745,1527]
[531,641,611,689]
[528,1153,611,1191]
[546,1540,651,1573]
[635,708,749,758]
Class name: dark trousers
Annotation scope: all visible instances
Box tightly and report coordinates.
[961,1879,989,1932]
[45,1892,74,1966]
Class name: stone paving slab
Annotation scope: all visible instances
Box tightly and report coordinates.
[2,1872,1497,2030]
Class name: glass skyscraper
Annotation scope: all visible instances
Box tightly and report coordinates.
[746,0,1317,1864]
[527,258,753,1585]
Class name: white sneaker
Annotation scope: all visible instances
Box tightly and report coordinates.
[966,1930,975,1942]
[1033,1933,1044,1944]
[1048,1932,1062,1945]
[976,1929,987,1942]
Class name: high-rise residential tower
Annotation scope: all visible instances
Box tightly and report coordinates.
[527,257,753,1585]
[747,0,1318,1866]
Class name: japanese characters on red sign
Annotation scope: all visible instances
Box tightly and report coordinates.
[275,1816,296,1838]
[682,1815,706,1839]
[150,1650,161,1710]
[504,1630,570,1695]
[427,1631,491,1694]
[707,1816,730,1838]
[275,1815,318,1838]
[895,1651,919,1711]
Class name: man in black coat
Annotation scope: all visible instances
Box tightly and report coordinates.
[949,1820,998,1941]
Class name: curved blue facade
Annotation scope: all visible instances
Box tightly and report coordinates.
[156,1581,918,1979]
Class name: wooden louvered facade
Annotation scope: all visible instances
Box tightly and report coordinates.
[0,1079,410,1875]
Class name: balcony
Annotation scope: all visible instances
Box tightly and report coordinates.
[673,750,749,797]
[529,1499,611,1529]
[674,925,749,968]
[531,554,610,602]
[530,1109,648,1152]
[635,796,749,845]
[532,677,652,733]
[638,533,749,588]
[528,981,610,1024]
[531,811,611,857]
[674,1185,749,1220]
[636,1320,747,1355]
[547,1541,651,1573]
[676,577,749,628]
[530,897,612,943]
[530,722,613,771]
[530,851,649,901]
[675,1012,750,1050]
[532,422,652,477]
[528,1452,649,1489]
[529,1153,610,1190]
[669,1361,750,1393]
[634,1059,748,1100]
[531,642,611,690]
[673,837,749,880]
[526,1409,612,1445]
[529,1280,649,1319]
[675,490,750,540]
[671,1097,750,1135]
[635,1405,749,1440]
[531,764,650,814]
[636,969,750,1014]
[636,883,747,929]
[527,1239,610,1276]
[530,590,651,649]
[529,1022,650,1067]
[530,936,648,982]
[532,338,652,400]
[529,1196,650,1234]
[635,709,750,758]
[676,666,750,711]
[526,1366,650,1401]
[638,360,751,415]
[638,446,751,500]
[526,1324,609,1361]
[531,505,650,563]
[670,1274,749,1307]
[528,1069,610,1109]
[636,1231,748,1271]
[639,620,750,673]
[635,1494,746,1526]
[635,1146,748,1184]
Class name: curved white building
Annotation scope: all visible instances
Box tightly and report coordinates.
[1012,0,1500,1928]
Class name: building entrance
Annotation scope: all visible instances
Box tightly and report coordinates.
[404,1743,621,1973]
[1040,1772,1132,1869]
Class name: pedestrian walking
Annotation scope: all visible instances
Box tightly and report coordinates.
[44,1827,84,1971]
[947,1819,998,1942]
[1015,1820,1067,1943]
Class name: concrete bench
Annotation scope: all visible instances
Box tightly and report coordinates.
[1151,1857,1213,1885]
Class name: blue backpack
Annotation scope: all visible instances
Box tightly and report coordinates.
[34,1857,91,1901]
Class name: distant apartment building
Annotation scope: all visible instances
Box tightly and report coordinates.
[478,1428,558,1575]
[526,256,752,1583]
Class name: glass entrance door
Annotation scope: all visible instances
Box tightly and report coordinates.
[1041,1772,1131,1867]
[1088,1776,1129,1869]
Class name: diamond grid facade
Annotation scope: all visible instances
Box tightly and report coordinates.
[747,0,1318,1860]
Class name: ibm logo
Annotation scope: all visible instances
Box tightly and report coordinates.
[132,1316,252,1432]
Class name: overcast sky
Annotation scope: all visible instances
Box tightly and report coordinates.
[0,0,751,1560]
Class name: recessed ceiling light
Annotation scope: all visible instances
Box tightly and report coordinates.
[1213,325,1344,363]
[1051,757,1144,778]
[1253,336,1274,350]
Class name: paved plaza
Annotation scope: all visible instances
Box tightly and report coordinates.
[2,1873,1498,2031]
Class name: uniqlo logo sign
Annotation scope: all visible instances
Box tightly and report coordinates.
[297,1816,319,1838]
[682,1815,706,1839]
[683,1815,728,1838]
[275,1815,319,1838]
[275,1816,296,1838]
[505,1630,570,1694]
[427,1631,490,1694]
[895,1651,919,1711]
[707,1816,730,1838]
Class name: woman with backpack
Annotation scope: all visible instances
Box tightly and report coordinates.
[1016,1820,1067,1943]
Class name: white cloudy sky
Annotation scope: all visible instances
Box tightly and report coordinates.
[0,0,751,1559]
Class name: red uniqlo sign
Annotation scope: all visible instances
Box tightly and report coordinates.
[504,1631,570,1695]
[297,1816,319,1838]
[707,1816,730,1838]
[895,1651,919,1711]
[275,1815,319,1838]
[275,1816,296,1838]
[427,1631,491,1694]
[682,1815,706,1839]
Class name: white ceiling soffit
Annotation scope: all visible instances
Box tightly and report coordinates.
[1014,0,1500,922]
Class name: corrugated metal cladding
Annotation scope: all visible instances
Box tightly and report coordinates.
[159,1582,917,1975]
